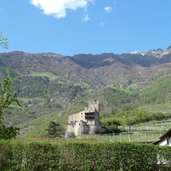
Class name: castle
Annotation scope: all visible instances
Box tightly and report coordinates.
[65,100,101,138]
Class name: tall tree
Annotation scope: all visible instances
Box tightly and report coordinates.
[0,32,20,139]
[0,70,20,121]
[46,121,63,138]
[0,33,19,120]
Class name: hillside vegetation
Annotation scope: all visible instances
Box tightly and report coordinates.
[140,76,171,104]
[0,49,171,137]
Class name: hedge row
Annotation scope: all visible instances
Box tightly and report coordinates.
[0,140,171,171]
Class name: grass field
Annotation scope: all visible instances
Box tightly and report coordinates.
[129,119,171,131]
[79,131,162,143]
[140,103,171,114]
[79,118,171,143]
[29,71,59,80]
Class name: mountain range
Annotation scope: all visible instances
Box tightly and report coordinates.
[1,46,171,137]
[1,46,171,86]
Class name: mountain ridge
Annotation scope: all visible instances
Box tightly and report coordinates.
[1,46,171,137]
[1,45,171,87]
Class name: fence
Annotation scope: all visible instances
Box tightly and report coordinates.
[80,119,171,143]
[81,131,164,143]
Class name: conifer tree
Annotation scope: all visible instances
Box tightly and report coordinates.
[46,121,63,138]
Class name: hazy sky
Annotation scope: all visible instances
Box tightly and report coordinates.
[1,0,171,55]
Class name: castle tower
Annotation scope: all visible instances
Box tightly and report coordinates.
[75,121,89,136]
[65,100,101,138]
[85,100,101,134]
[87,100,100,112]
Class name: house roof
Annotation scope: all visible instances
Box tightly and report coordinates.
[153,129,171,145]
[153,139,163,145]
[160,129,171,140]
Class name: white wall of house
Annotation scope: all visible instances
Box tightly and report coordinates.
[159,139,167,146]
[168,137,171,146]
[159,137,171,146]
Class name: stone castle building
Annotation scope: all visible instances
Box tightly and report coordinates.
[65,100,101,138]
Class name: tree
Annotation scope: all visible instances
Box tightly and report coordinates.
[0,33,20,139]
[99,120,121,135]
[0,70,21,139]
[46,121,63,138]
[0,32,8,49]
[0,70,20,121]
[0,33,19,121]
[0,125,20,140]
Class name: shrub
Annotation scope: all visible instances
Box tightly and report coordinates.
[0,125,20,140]
[0,140,171,171]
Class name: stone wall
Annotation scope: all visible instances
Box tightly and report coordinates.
[65,100,101,138]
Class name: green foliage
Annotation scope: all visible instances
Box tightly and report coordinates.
[0,32,8,49]
[140,77,171,104]
[0,70,20,140]
[96,85,137,107]
[0,70,20,120]
[0,125,20,140]
[99,120,121,134]
[82,85,137,115]
[101,106,171,127]
[13,76,84,99]
[1,140,171,171]
[46,121,63,138]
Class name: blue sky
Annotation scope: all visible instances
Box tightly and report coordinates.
[0,0,171,56]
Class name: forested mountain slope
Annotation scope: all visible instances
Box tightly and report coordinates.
[0,46,171,137]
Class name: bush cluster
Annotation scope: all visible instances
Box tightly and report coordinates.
[1,140,171,171]
[0,125,20,140]
[101,106,171,128]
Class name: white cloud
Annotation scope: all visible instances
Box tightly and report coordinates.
[82,14,90,22]
[30,0,93,18]
[104,6,112,13]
